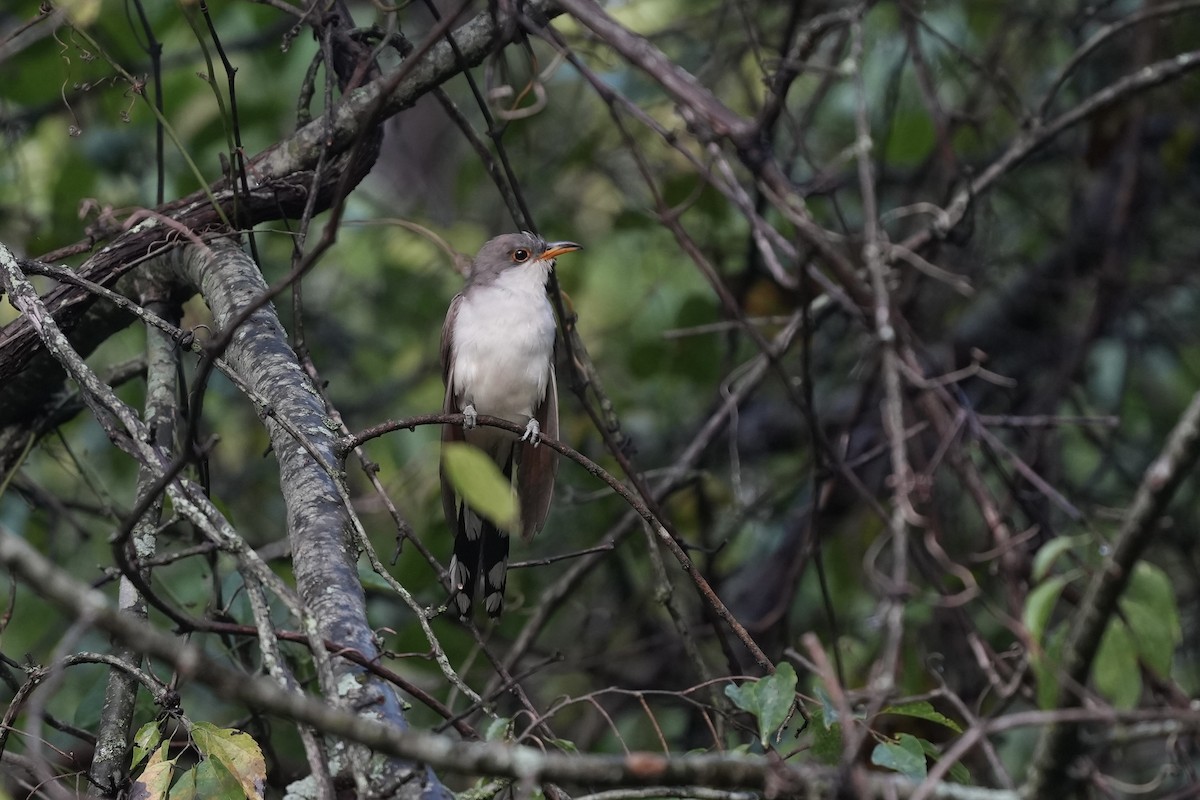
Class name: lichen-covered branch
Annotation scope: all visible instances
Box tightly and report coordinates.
[85,296,179,797]
[163,238,446,797]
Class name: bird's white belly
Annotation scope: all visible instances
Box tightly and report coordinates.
[452,285,556,424]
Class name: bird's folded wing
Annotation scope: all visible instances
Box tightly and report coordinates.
[440,292,468,531]
[517,367,558,541]
[440,364,466,533]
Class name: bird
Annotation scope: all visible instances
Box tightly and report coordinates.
[440,232,582,617]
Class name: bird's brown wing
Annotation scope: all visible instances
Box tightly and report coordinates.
[440,293,463,385]
[517,366,559,541]
[440,294,465,531]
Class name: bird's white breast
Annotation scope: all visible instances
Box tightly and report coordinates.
[451,263,556,423]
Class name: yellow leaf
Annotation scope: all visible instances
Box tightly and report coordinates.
[129,744,174,800]
[190,722,266,800]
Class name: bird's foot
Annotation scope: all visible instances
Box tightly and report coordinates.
[462,404,478,431]
[520,417,542,446]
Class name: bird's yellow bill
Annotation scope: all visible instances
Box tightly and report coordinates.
[542,242,582,260]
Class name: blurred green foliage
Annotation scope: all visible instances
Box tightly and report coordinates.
[2,0,1200,794]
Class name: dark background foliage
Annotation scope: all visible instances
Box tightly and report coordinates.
[1,0,1199,797]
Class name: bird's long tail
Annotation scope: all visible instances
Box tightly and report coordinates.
[448,447,513,618]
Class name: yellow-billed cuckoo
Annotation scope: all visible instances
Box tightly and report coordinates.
[440,232,582,617]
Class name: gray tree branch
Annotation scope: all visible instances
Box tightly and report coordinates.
[162,238,447,798]
[0,524,1019,800]
[85,296,179,797]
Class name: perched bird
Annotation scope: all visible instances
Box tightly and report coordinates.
[440,232,582,617]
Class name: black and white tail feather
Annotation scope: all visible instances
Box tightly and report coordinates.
[447,452,513,617]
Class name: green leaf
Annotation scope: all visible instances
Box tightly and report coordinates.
[947,759,972,784]
[883,108,935,167]
[441,442,519,532]
[168,768,197,800]
[724,682,753,712]
[1095,617,1141,709]
[358,565,396,592]
[185,758,244,800]
[1032,535,1086,581]
[915,738,972,784]
[724,664,797,748]
[812,684,838,727]
[485,717,512,742]
[1035,626,1067,710]
[1024,574,1067,643]
[757,664,798,744]
[130,744,175,800]
[806,709,842,765]
[1121,562,1181,677]
[190,722,266,800]
[61,0,103,26]
[1026,573,1071,710]
[131,722,163,768]
[870,733,927,780]
[879,701,962,733]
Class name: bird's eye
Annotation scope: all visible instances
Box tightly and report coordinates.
[512,248,531,263]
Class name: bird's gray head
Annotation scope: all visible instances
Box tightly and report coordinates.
[468,232,582,285]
